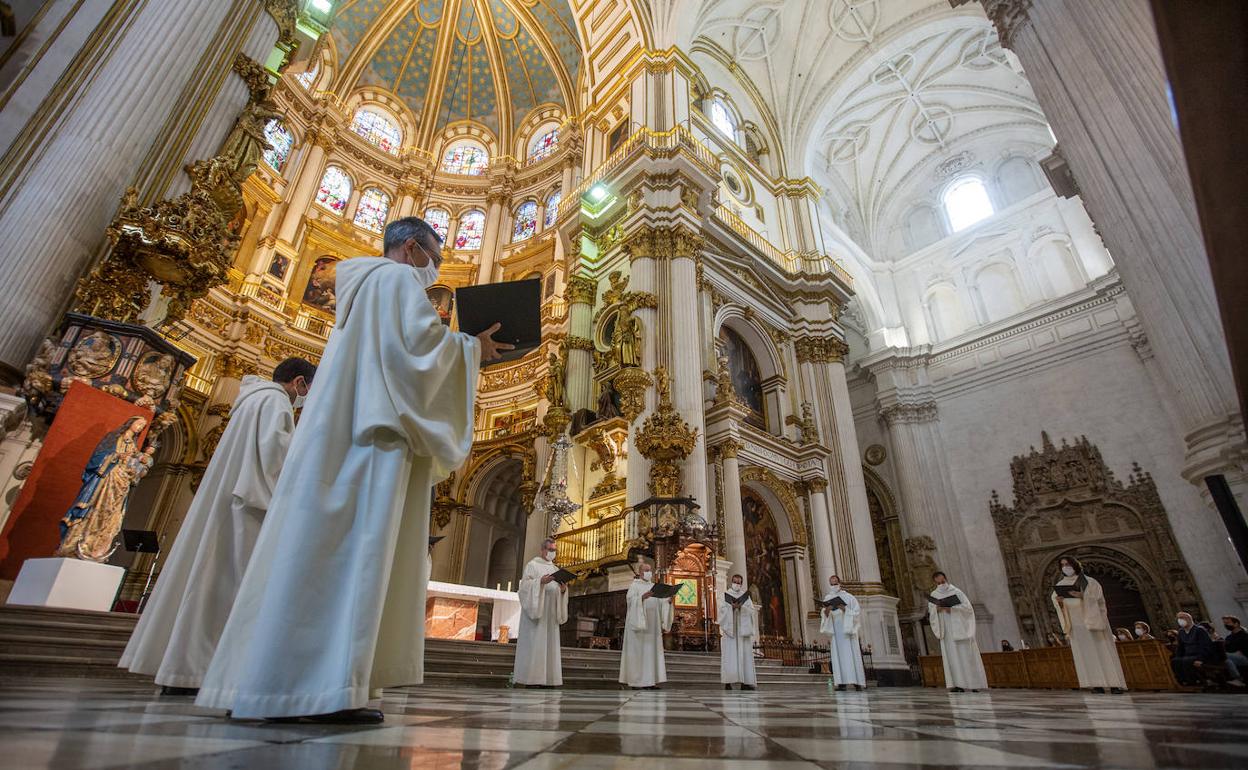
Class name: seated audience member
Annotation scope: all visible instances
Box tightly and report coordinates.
[1164,628,1179,654]
[1046,631,1066,647]
[1000,640,1014,652]
[1114,627,1133,642]
[1133,621,1155,641]
[1171,612,1221,686]
[1223,615,1248,678]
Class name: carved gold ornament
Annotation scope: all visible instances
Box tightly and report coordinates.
[633,366,698,497]
[66,331,121,378]
[613,365,652,423]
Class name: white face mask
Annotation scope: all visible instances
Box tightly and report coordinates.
[544,550,556,562]
[292,379,308,410]
[829,583,840,590]
[412,261,439,288]
[1061,566,1076,577]
[1134,627,1145,637]
[732,582,743,591]
[1177,618,1189,628]
[640,571,652,582]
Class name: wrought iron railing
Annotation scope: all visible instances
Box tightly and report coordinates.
[754,637,831,670]
[553,509,639,572]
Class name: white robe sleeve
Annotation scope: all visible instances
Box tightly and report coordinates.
[659,596,674,633]
[231,392,294,513]
[946,589,976,641]
[843,593,862,636]
[738,600,758,639]
[717,598,736,638]
[1081,577,1110,632]
[626,583,648,633]
[555,580,570,625]
[1052,589,1072,634]
[519,564,545,623]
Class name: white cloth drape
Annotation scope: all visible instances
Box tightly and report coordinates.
[718,586,758,686]
[120,377,294,687]
[1053,574,1126,690]
[514,556,568,686]
[819,588,866,687]
[928,583,988,691]
[196,257,480,718]
[619,578,673,687]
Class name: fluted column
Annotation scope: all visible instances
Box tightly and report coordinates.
[478,193,508,283]
[825,346,882,584]
[564,275,595,413]
[395,183,420,219]
[718,438,747,582]
[667,249,709,512]
[276,133,331,245]
[0,0,286,375]
[804,478,839,587]
[624,249,658,507]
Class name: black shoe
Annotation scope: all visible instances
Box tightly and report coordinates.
[1090,687,1106,694]
[159,686,199,697]
[835,684,847,691]
[265,708,384,725]
[1110,687,1125,694]
[950,687,965,693]
[725,684,734,690]
[854,685,864,691]
[742,685,756,691]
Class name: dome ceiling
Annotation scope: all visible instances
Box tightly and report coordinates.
[328,0,581,147]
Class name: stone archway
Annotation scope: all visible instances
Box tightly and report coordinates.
[739,466,810,641]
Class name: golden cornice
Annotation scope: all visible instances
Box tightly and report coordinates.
[621,225,704,262]
[263,1,301,66]
[793,335,849,365]
[564,274,597,306]
[716,437,744,460]
[565,335,595,352]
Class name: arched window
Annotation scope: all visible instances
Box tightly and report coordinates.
[996,157,1042,206]
[441,141,488,175]
[719,327,765,429]
[710,99,736,140]
[943,177,994,232]
[315,165,351,214]
[454,210,485,250]
[353,187,391,233]
[528,128,558,162]
[262,119,293,171]
[350,109,402,155]
[544,190,561,228]
[424,207,450,241]
[296,63,319,90]
[512,201,538,242]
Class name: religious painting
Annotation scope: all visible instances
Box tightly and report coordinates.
[301,257,338,313]
[489,408,536,437]
[674,577,699,607]
[267,253,290,280]
[741,488,788,638]
[427,286,453,326]
[720,327,765,427]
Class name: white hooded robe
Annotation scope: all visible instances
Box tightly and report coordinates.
[1052,574,1126,690]
[619,577,673,687]
[928,583,988,691]
[196,257,479,718]
[119,376,294,687]
[514,556,568,686]
[819,587,866,687]
[718,585,758,686]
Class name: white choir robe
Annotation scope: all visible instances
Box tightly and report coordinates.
[514,556,569,686]
[119,376,294,687]
[196,257,479,718]
[718,587,758,686]
[819,588,866,687]
[1052,574,1127,690]
[928,583,988,691]
[618,578,673,688]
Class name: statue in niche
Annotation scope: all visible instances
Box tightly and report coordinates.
[220,96,284,182]
[545,350,566,407]
[131,352,176,403]
[66,330,120,380]
[57,416,154,562]
[612,312,642,368]
[597,379,622,420]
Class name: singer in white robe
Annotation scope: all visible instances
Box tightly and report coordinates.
[1052,562,1126,691]
[928,576,988,692]
[119,370,304,688]
[819,577,866,689]
[197,249,484,719]
[718,577,758,688]
[619,568,673,688]
[514,541,568,687]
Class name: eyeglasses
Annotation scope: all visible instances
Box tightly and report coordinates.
[410,237,443,268]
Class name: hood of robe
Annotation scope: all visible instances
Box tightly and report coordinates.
[932,583,957,597]
[234,375,290,409]
[334,257,408,327]
[727,584,746,597]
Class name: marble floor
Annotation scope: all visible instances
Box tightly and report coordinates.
[1,678,1246,769]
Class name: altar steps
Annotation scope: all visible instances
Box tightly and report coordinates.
[0,605,826,689]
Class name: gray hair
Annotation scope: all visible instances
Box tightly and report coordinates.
[542,538,556,550]
[383,216,441,256]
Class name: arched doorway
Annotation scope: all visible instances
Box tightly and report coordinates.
[1091,568,1148,632]
[461,457,526,590]
[741,487,788,638]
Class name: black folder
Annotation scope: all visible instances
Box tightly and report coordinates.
[724,592,748,608]
[428,535,446,548]
[648,583,679,599]
[927,593,962,608]
[1053,584,1082,598]
[550,568,577,584]
[817,596,848,610]
[455,279,542,367]
[121,529,159,554]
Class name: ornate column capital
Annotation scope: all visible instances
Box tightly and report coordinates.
[793,335,849,364]
[213,353,258,380]
[305,124,337,152]
[564,274,597,306]
[622,225,704,262]
[396,182,423,199]
[805,477,829,493]
[716,437,744,460]
[878,400,939,427]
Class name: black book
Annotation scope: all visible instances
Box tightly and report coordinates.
[428,535,445,548]
[724,592,748,608]
[550,568,577,584]
[648,583,679,599]
[1053,584,1082,598]
[455,278,542,367]
[927,593,962,608]
[816,596,848,610]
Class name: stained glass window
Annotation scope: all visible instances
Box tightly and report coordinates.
[262,119,293,171]
[710,100,736,140]
[512,201,538,242]
[350,109,402,155]
[544,190,561,228]
[424,207,450,241]
[454,210,485,250]
[528,128,558,162]
[353,187,391,233]
[296,63,319,90]
[315,165,351,215]
[943,177,994,232]
[441,142,488,175]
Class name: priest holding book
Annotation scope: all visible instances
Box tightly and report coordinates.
[819,575,866,691]
[928,571,987,692]
[619,561,674,689]
[1051,555,1126,694]
[718,574,758,690]
[514,538,570,687]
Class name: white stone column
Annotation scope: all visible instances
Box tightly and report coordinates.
[563,275,595,413]
[276,137,330,245]
[395,183,419,219]
[523,435,551,561]
[667,252,709,512]
[477,194,508,283]
[0,0,281,373]
[718,438,747,582]
[825,352,882,585]
[0,394,39,532]
[804,478,839,587]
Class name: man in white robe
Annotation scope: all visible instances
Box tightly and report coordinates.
[619,562,673,689]
[1052,555,1126,693]
[196,218,512,723]
[514,538,568,687]
[718,573,758,690]
[819,574,866,691]
[928,571,988,692]
[119,358,315,695]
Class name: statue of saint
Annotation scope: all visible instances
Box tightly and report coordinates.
[545,351,566,407]
[57,416,150,562]
[131,353,176,400]
[597,380,622,420]
[613,313,642,368]
[220,97,284,182]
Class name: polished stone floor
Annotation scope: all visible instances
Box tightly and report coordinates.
[1,678,1246,769]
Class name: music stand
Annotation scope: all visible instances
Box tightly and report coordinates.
[121,529,161,613]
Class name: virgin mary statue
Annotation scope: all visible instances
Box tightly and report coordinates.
[57,416,149,562]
